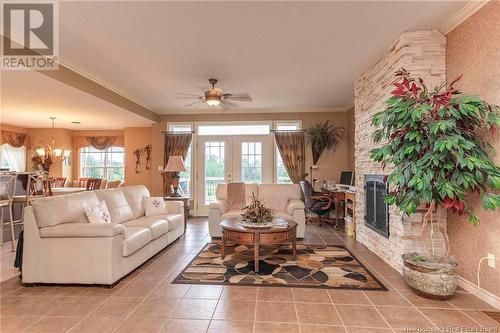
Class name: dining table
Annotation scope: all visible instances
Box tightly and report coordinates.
[51,187,87,196]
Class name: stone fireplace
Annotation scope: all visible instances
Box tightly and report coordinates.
[354,29,448,272]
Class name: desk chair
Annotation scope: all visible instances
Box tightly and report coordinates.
[300,180,335,227]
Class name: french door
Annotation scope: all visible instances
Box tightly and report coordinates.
[196,135,272,215]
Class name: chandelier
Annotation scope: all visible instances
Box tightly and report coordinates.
[34,117,71,161]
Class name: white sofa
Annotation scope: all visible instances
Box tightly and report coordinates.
[22,185,184,286]
[208,183,306,238]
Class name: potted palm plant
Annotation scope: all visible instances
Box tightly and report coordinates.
[370,68,500,298]
[306,121,345,182]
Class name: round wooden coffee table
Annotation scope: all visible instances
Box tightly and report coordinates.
[220,218,297,273]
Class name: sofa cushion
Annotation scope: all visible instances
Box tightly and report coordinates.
[258,184,302,212]
[216,183,258,206]
[40,223,125,238]
[123,217,169,239]
[122,226,151,257]
[33,191,100,228]
[121,185,151,219]
[166,213,183,230]
[94,189,134,224]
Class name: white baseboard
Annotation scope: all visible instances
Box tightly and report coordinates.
[458,276,500,310]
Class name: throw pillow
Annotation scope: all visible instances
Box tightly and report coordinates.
[143,197,166,216]
[84,200,111,224]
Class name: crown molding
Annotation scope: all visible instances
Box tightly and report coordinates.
[439,0,489,35]
[156,106,348,115]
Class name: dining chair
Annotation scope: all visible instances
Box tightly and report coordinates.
[0,172,18,251]
[106,180,122,189]
[86,178,102,191]
[12,171,51,241]
[299,180,335,227]
[52,177,66,187]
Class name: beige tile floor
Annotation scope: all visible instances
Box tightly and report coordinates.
[0,218,498,333]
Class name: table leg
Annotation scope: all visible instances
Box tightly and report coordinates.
[292,239,297,259]
[335,194,341,229]
[254,241,260,273]
[221,237,226,259]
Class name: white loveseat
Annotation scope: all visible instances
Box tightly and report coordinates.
[208,183,306,238]
[22,185,184,286]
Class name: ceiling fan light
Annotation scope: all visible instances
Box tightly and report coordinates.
[206,98,221,106]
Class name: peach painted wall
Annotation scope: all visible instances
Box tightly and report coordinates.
[0,124,29,134]
[124,127,152,188]
[150,111,350,196]
[446,1,500,297]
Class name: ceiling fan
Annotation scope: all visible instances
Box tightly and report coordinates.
[176,79,252,109]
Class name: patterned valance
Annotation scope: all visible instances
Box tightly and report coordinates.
[0,130,30,148]
[74,136,124,150]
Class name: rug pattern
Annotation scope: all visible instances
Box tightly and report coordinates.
[173,243,387,290]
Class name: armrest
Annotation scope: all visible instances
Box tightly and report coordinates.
[209,199,229,214]
[39,223,125,238]
[286,199,305,215]
[165,201,184,215]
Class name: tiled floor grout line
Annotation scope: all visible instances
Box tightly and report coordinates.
[204,288,223,333]
[361,290,396,333]
[327,289,347,332]
[64,243,186,333]
[252,290,258,333]
[446,299,487,327]
[290,288,302,333]
[393,288,440,330]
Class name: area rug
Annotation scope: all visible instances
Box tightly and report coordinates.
[172,243,387,290]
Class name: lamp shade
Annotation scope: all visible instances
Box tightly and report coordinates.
[164,155,187,172]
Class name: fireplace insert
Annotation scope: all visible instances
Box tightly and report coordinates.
[364,175,389,237]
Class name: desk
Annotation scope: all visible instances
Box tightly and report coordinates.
[164,196,190,231]
[322,187,357,235]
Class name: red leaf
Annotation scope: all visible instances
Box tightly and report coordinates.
[443,197,455,209]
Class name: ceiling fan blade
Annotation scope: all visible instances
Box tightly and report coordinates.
[223,93,252,102]
[185,100,203,107]
[221,100,239,108]
[174,96,201,100]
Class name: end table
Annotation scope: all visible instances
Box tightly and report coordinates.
[164,196,190,231]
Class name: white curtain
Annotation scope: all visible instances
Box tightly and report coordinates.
[0,143,26,172]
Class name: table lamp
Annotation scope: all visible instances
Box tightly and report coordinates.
[164,155,187,197]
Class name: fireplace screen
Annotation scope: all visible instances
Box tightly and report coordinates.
[365,175,389,237]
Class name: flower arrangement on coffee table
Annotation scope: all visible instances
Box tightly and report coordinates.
[240,193,275,228]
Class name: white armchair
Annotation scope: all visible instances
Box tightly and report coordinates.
[208,183,305,238]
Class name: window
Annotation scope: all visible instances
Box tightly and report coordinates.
[0,144,26,172]
[241,142,262,183]
[80,146,124,180]
[198,124,270,136]
[274,121,301,184]
[168,123,193,197]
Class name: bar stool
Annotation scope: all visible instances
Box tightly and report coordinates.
[12,171,50,248]
[0,172,18,251]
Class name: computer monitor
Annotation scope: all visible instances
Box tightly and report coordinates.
[340,171,354,186]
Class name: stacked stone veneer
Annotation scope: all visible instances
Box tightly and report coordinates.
[354,29,447,272]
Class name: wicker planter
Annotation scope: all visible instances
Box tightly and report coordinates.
[402,253,458,299]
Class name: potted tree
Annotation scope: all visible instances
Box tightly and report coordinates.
[370,68,500,298]
[306,121,345,182]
